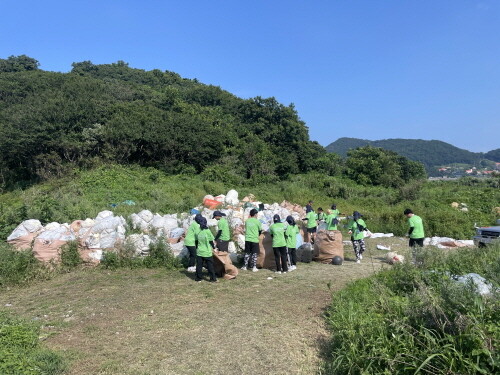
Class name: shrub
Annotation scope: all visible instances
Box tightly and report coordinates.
[59,241,81,270]
[0,243,50,286]
[324,244,500,374]
[101,238,181,270]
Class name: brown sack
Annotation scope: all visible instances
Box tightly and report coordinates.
[212,250,239,280]
[256,233,275,269]
[32,238,67,263]
[313,230,344,264]
[7,232,39,250]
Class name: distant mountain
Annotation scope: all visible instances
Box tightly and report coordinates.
[484,148,500,162]
[325,137,497,171]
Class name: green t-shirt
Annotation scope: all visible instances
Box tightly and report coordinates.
[326,214,338,230]
[331,209,340,217]
[196,228,215,257]
[217,217,230,241]
[245,217,262,243]
[348,218,367,240]
[408,215,424,239]
[317,212,326,221]
[285,224,299,249]
[306,211,317,229]
[184,221,200,246]
[269,222,286,247]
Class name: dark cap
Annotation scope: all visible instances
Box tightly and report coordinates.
[404,208,413,215]
[212,210,223,218]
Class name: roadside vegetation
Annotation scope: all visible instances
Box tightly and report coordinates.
[324,244,500,375]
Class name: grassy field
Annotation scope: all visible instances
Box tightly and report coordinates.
[0,240,395,375]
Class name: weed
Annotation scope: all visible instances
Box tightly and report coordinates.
[60,241,82,270]
[0,312,66,375]
[323,244,500,374]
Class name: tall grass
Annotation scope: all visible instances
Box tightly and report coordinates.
[1,165,498,240]
[324,245,500,374]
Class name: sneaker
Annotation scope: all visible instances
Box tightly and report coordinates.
[356,259,361,264]
[187,266,196,273]
[290,265,296,271]
[252,267,259,272]
[195,280,202,283]
[282,271,287,274]
[359,254,363,260]
[241,266,247,271]
[275,271,281,274]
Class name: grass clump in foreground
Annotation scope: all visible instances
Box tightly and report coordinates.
[324,244,500,374]
[0,312,66,375]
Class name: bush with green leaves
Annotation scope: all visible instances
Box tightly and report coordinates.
[324,245,500,374]
[59,241,81,270]
[0,313,66,375]
[101,238,181,270]
[0,243,50,287]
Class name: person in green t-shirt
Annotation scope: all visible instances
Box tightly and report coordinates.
[242,209,262,272]
[213,211,230,252]
[270,214,288,273]
[325,209,339,231]
[194,217,217,282]
[285,216,300,271]
[330,204,340,218]
[184,214,203,273]
[317,207,326,223]
[404,208,425,263]
[303,209,318,243]
[347,211,368,264]
[404,208,425,247]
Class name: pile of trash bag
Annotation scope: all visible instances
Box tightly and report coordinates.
[5,190,309,266]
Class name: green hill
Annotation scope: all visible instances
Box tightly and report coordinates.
[484,148,500,162]
[325,137,497,171]
[0,55,329,189]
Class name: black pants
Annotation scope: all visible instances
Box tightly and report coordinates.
[186,245,196,267]
[216,239,229,252]
[195,256,216,281]
[287,247,296,266]
[273,246,288,272]
[409,238,424,247]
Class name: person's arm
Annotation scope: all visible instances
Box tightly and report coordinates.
[214,230,222,241]
[408,227,414,235]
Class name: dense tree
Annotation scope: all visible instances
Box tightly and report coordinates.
[0,56,427,190]
[0,55,40,72]
[345,146,426,188]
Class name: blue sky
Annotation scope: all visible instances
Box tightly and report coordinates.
[1,0,499,152]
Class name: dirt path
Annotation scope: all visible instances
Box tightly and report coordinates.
[1,248,388,375]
